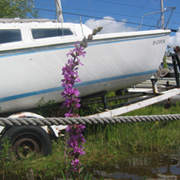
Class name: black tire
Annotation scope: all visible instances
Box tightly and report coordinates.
[0,126,52,158]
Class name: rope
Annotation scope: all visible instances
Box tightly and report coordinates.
[0,114,180,126]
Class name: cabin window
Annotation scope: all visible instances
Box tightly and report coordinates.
[0,29,22,44]
[32,28,73,39]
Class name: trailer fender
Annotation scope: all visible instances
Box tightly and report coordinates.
[8,112,67,138]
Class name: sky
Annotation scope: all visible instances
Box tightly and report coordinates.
[34,0,180,48]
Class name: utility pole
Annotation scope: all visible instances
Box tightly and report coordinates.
[55,0,64,22]
[161,0,164,29]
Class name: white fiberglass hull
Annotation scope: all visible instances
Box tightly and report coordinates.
[0,29,170,113]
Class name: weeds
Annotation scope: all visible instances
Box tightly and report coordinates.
[1,104,180,179]
[0,137,12,180]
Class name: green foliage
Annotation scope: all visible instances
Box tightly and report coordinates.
[83,120,180,170]
[163,56,168,68]
[0,139,99,179]
[1,104,180,179]
[35,98,64,117]
[0,0,38,18]
[0,137,12,159]
[0,137,27,180]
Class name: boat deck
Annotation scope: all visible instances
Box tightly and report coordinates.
[0,18,57,23]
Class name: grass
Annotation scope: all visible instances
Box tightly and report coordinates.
[83,121,180,168]
[1,103,180,179]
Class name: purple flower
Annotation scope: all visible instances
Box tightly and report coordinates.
[61,41,86,173]
[66,125,86,171]
[71,158,81,171]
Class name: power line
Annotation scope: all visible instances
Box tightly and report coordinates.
[127,0,152,21]
[62,6,180,28]
[172,21,180,25]
[93,0,180,17]
[35,7,179,31]
[34,0,180,28]
[34,3,180,31]
[34,7,157,28]
[93,0,158,11]
[63,6,158,22]
[35,7,55,13]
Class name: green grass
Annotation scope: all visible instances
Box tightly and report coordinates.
[1,103,180,179]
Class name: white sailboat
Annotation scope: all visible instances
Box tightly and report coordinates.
[0,0,171,114]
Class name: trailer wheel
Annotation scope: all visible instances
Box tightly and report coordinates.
[0,126,52,158]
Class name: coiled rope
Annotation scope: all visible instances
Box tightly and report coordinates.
[0,114,180,126]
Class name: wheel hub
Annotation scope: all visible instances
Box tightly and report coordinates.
[13,138,40,158]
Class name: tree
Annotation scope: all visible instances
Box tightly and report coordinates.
[0,0,38,18]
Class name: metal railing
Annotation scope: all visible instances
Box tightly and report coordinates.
[139,7,176,30]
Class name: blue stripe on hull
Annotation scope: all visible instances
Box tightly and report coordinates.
[0,33,168,58]
[0,69,156,103]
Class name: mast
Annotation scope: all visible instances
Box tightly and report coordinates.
[160,0,164,29]
[55,0,63,22]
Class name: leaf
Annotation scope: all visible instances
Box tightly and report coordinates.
[60,169,67,180]
[0,0,38,18]
[78,166,84,174]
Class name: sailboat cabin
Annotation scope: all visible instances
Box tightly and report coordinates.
[0,19,92,50]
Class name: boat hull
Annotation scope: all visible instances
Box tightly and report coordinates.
[0,29,170,113]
